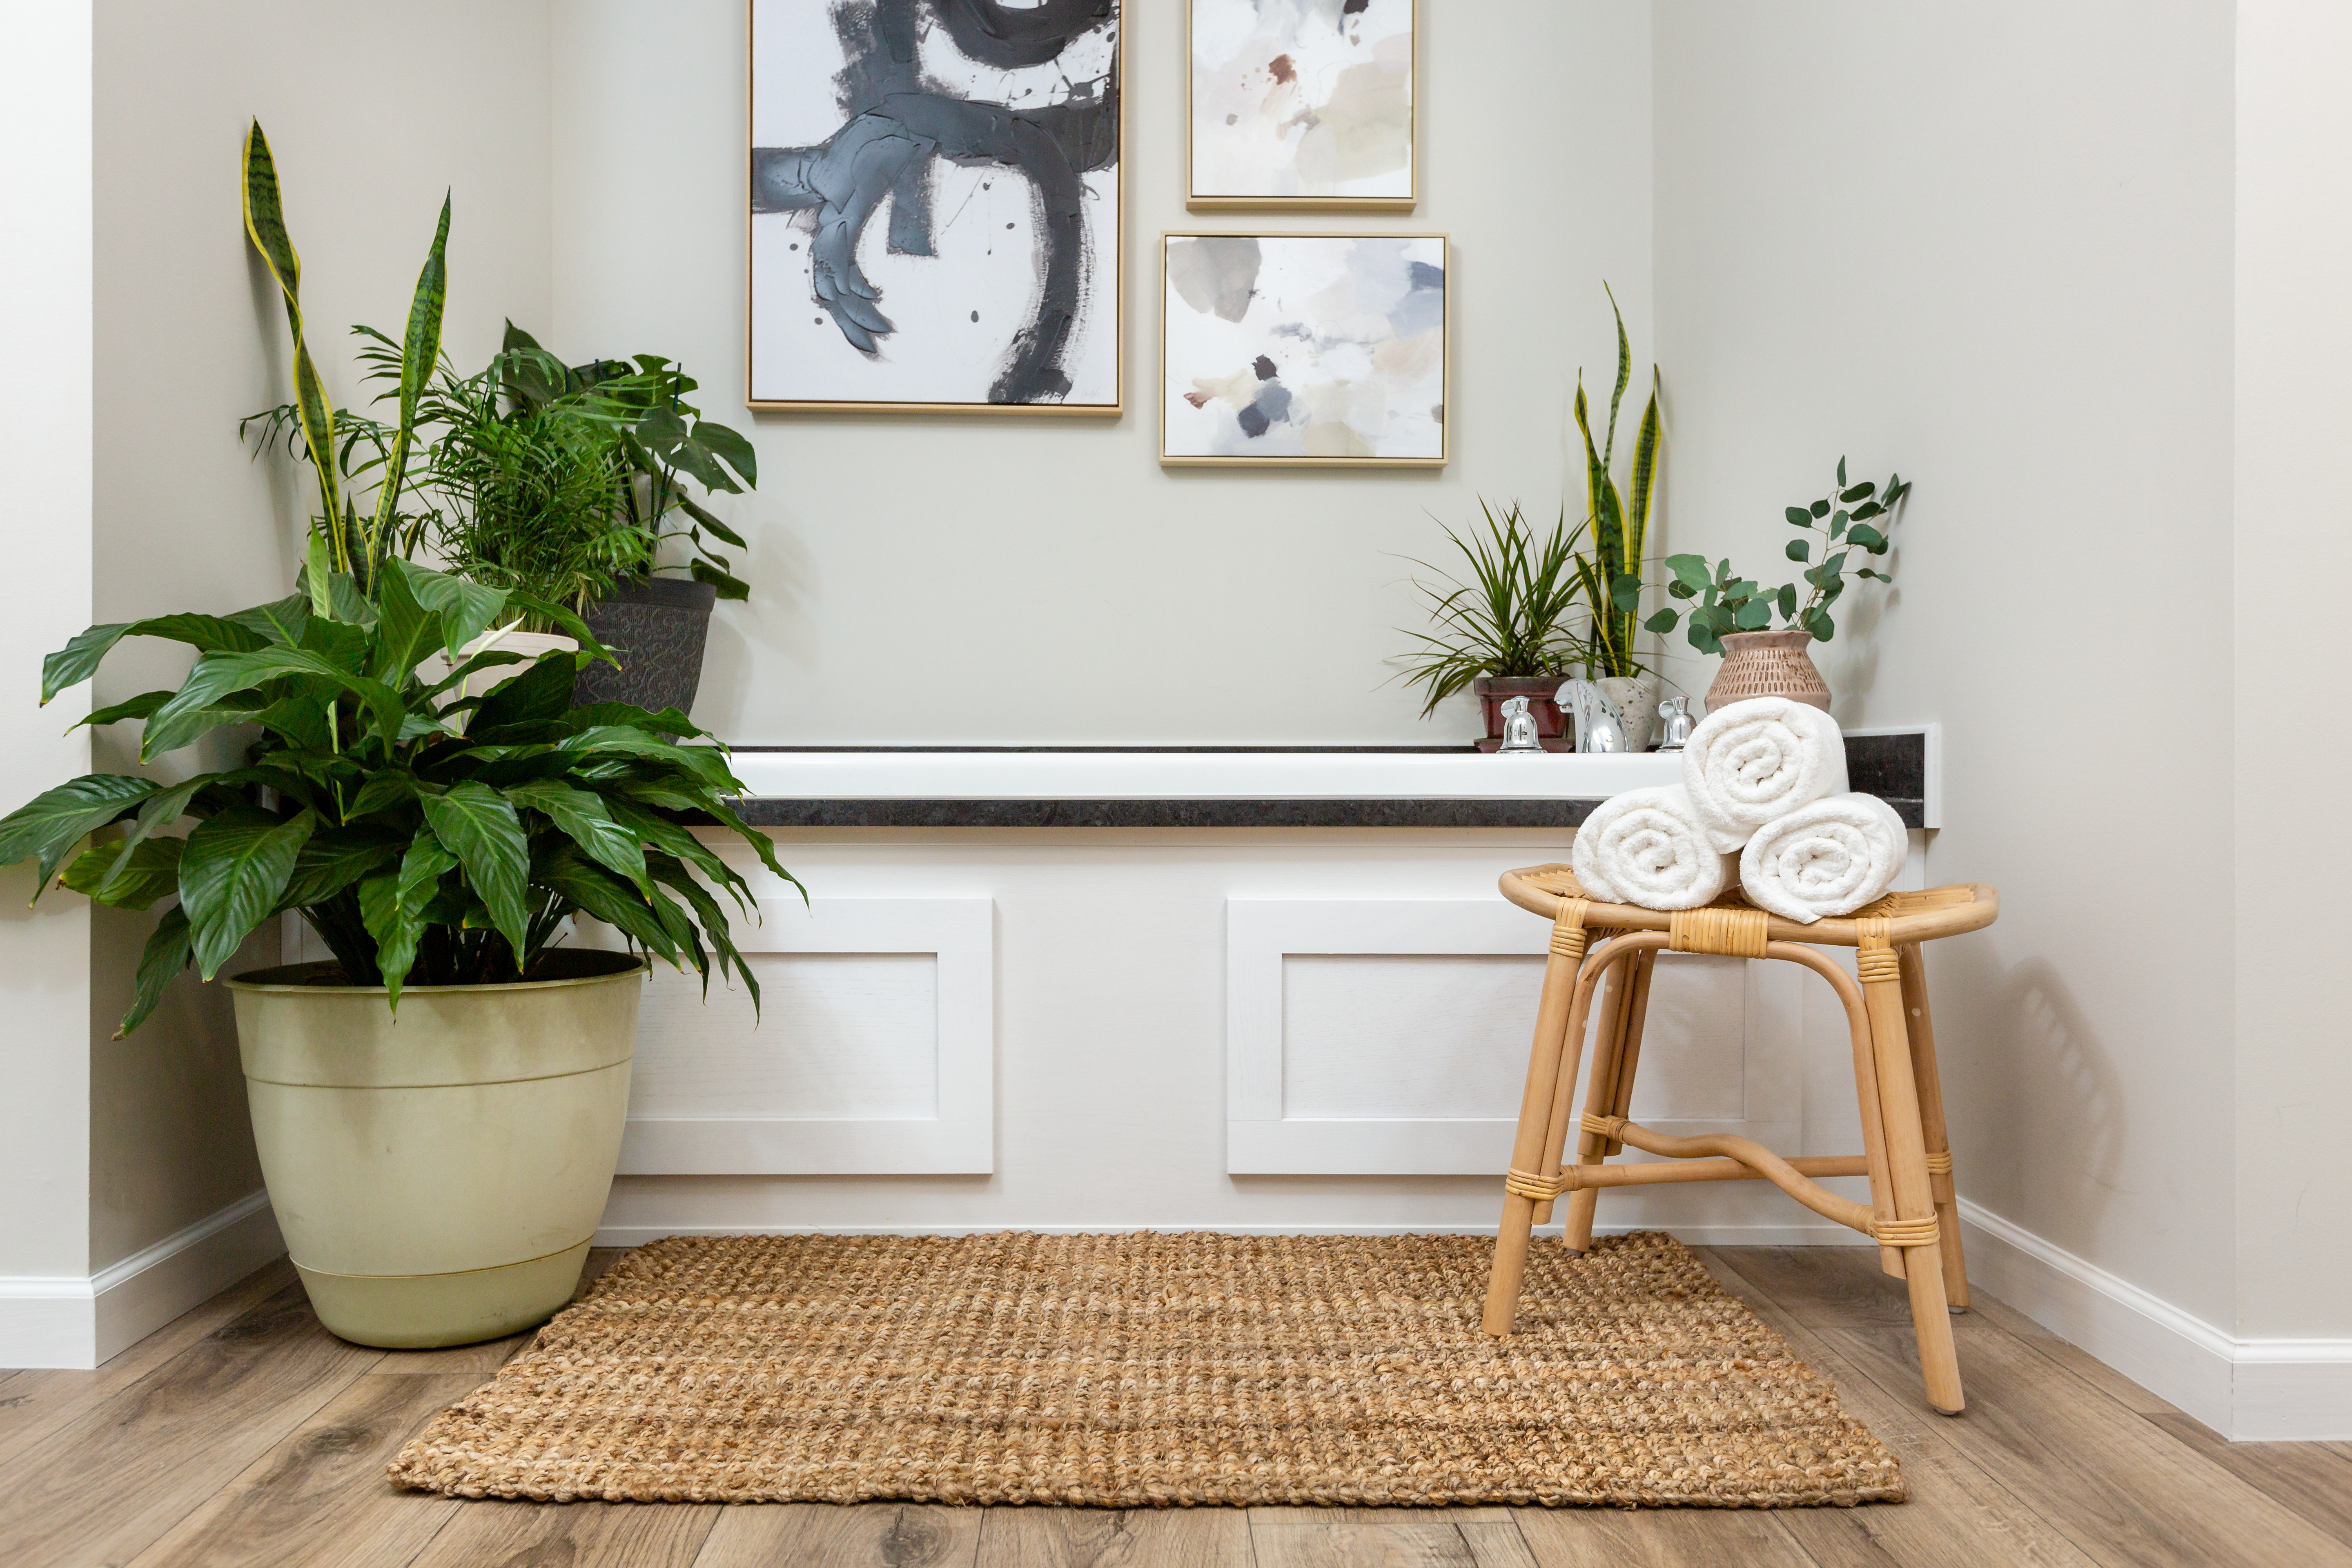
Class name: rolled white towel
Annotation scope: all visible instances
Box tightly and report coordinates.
[1740,793,1909,922]
[1572,786,1739,911]
[1681,697,1850,853]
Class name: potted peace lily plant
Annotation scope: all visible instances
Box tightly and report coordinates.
[0,122,795,1350]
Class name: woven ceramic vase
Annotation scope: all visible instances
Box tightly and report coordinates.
[1705,628,1831,713]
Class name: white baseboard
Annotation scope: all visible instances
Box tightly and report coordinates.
[0,1191,285,1370]
[592,1221,1878,1247]
[1961,1198,2352,1441]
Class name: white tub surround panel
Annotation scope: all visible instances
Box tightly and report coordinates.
[1226,900,1802,1174]
[728,750,1684,802]
[612,898,994,1176]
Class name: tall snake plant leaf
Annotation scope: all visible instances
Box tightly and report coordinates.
[179,807,316,980]
[242,121,344,574]
[1622,372,1662,633]
[364,194,451,592]
[1602,281,1633,466]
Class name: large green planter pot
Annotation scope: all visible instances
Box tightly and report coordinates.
[224,950,647,1349]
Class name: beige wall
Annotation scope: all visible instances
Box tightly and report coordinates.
[2233,0,2352,1341]
[550,0,1656,746]
[85,0,555,1270]
[1652,0,2240,1325]
[0,0,96,1281]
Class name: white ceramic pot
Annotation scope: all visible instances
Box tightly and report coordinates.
[225,950,646,1348]
[1594,674,1662,751]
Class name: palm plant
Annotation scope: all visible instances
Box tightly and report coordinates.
[1396,501,1595,717]
[1570,285,1663,680]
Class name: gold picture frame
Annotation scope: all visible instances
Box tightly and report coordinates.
[744,0,1126,416]
[1159,231,1448,470]
[1185,0,1419,213]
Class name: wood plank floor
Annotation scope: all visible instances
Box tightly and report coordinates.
[2,1246,2345,1568]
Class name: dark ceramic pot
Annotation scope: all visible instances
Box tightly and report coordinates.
[574,577,718,718]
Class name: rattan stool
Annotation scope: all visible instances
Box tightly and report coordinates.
[1480,864,1998,1415]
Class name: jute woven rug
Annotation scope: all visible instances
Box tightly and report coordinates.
[386,1230,1903,1508]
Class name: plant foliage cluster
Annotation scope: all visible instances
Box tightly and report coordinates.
[1647,459,1910,654]
[0,121,793,1034]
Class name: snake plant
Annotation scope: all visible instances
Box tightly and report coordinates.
[1571,286,1663,681]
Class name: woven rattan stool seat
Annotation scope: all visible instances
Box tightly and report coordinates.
[1481,863,1997,1416]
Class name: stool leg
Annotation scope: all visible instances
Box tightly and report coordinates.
[1900,943,1969,1310]
[1483,929,1602,1336]
[1561,949,1655,1251]
[1860,936,1965,1414]
[1537,949,1628,1229]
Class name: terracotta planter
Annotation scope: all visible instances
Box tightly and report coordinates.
[1472,676,1572,753]
[1706,628,1831,713]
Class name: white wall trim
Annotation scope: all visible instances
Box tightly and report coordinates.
[1960,1198,2352,1441]
[616,898,995,1176]
[0,1190,284,1370]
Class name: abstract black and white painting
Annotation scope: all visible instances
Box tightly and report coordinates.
[1188,0,1415,210]
[749,0,1122,412]
[1161,233,1445,466]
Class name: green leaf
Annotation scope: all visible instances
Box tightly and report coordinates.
[1784,507,1811,527]
[117,905,192,1037]
[1608,572,1642,614]
[224,593,311,646]
[1840,481,1876,503]
[356,834,459,1005]
[565,703,709,740]
[506,780,649,892]
[76,690,174,730]
[1829,514,1847,541]
[392,560,507,658]
[417,782,530,957]
[362,194,450,578]
[243,120,345,572]
[1688,621,1723,656]
[304,532,335,619]
[674,492,748,549]
[1836,456,1848,486]
[280,825,407,909]
[1643,608,1680,633]
[41,624,134,704]
[178,806,315,980]
[144,647,407,760]
[1665,554,1712,592]
[1809,499,1831,519]
[369,555,443,684]
[0,775,160,895]
[61,835,184,910]
[1857,568,1880,581]
[1734,598,1773,631]
[1847,523,1887,552]
[692,421,758,489]
[1806,609,1835,641]
[1785,539,1810,562]
[1776,583,1797,620]
[688,559,751,601]
[1850,500,1882,521]
[469,652,577,734]
[87,776,209,899]
[535,846,682,964]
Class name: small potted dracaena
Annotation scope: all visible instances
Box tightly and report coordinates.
[1645,457,1911,711]
[0,122,798,1350]
[1396,500,1593,750]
